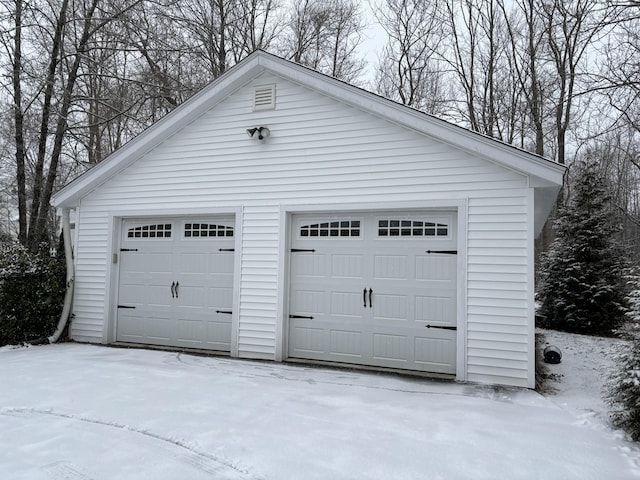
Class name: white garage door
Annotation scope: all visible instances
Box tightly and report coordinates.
[116,218,235,351]
[288,212,457,374]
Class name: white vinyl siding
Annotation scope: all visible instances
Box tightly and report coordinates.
[71,209,110,342]
[238,206,279,357]
[466,194,531,387]
[68,72,534,386]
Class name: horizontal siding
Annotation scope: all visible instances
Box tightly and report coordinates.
[466,194,531,386]
[237,206,279,358]
[70,72,534,386]
[70,209,109,343]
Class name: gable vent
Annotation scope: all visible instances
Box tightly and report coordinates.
[253,84,276,111]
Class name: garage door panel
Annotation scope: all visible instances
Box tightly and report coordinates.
[330,291,366,318]
[144,314,172,340]
[372,293,410,321]
[416,256,456,282]
[373,334,408,361]
[331,254,365,278]
[415,295,456,323]
[292,254,328,278]
[208,253,235,274]
[117,313,145,340]
[176,318,203,343]
[206,320,232,349]
[117,285,147,304]
[289,211,457,375]
[208,286,233,307]
[290,325,325,354]
[414,334,456,372]
[117,217,234,351]
[146,284,176,306]
[178,252,206,273]
[330,329,363,357]
[374,255,409,280]
[176,283,206,306]
[291,289,325,315]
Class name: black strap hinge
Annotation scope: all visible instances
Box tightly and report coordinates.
[291,249,316,253]
[120,248,139,252]
[426,324,457,331]
[219,248,235,252]
[216,310,233,314]
[426,250,457,255]
[289,314,314,319]
[117,305,136,309]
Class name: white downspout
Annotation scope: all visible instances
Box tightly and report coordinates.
[47,207,75,343]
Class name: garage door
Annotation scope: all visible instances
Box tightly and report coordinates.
[288,212,457,374]
[116,218,235,351]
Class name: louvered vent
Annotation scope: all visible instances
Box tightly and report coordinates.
[253,84,276,111]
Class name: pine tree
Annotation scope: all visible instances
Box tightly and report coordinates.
[607,270,640,440]
[537,160,627,335]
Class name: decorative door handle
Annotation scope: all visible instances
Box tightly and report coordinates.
[175,281,179,298]
[363,288,367,307]
[170,281,175,298]
[368,288,373,308]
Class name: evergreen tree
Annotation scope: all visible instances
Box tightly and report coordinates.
[607,270,640,440]
[537,160,627,335]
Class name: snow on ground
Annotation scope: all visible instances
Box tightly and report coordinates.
[0,338,639,479]
[537,328,624,423]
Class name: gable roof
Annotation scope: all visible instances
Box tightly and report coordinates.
[52,50,565,229]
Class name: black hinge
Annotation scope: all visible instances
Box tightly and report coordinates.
[216,310,233,314]
[219,248,235,252]
[289,314,314,319]
[117,305,136,309]
[120,248,139,252]
[426,324,457,331]
[291,249,316,253]
[426,250,457,255]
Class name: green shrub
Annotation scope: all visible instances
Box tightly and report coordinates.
[0,243,67,346]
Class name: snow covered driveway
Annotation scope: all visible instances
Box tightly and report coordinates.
[1,343,638,479]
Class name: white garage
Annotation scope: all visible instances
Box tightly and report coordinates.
[51,51,565,388]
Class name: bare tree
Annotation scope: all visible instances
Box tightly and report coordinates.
[284,0,366,83]
[497,0,550,156]
[444,0,525,141]
[373,0,448,114]
[1,0,144,249]
[231,0,284,59]
[600,12,640,134]
[540,0,616,164]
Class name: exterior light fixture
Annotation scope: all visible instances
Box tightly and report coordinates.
[246,126,270,141]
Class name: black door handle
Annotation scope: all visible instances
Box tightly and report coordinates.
[170,281,175,298]
[363,288,367,307]
[175,281,179,298]
[369,288,373,308]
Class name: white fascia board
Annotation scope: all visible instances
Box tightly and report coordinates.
[52,56,266,209]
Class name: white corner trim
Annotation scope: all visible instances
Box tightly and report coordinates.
[526,187,536,389]
[456,199,468,382]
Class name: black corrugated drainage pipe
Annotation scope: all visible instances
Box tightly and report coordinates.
[29,208,75,345]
